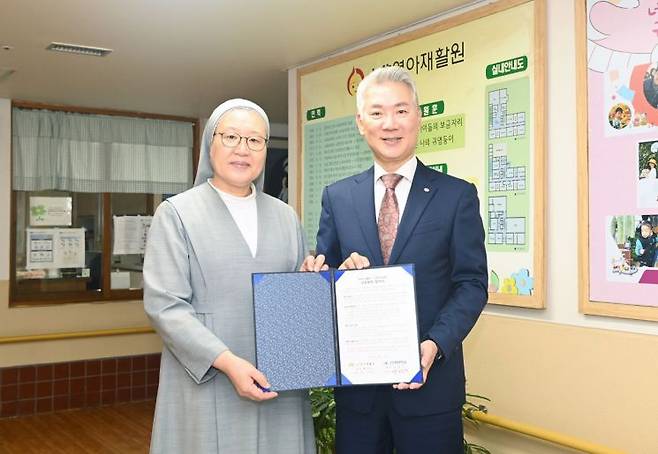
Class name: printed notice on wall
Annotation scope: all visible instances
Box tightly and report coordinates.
[112,216,153,255]
[26,228,85,269]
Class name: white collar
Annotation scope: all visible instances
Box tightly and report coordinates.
[374,156,417,182]
[207,179,257,201]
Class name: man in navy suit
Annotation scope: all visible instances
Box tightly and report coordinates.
[312,67,488,453]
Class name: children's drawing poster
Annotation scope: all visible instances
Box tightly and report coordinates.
[582,0,658,320]
[297,0,545,308]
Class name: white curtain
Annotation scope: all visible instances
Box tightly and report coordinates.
[12,108,194,193]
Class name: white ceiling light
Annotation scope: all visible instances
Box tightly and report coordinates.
[46,42,112,57]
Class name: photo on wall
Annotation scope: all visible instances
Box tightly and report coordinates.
[606,214,658,286]
[607,103,631,130]
[637,140,658,208]
[642,64,658,109]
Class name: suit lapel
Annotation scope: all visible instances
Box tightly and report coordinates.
[388,160,439,264]
[351,167,384,265]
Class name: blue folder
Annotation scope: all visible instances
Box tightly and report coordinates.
[252,265,422,392]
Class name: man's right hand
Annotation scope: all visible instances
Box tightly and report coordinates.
[300,254,329,272]
[213,351,278,401]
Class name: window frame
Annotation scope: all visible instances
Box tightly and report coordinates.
[9,100,199,307]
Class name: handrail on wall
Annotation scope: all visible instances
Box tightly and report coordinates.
[468,409,626,454]
[0,327,155,344]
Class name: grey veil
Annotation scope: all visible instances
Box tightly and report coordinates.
[193,98,270,191]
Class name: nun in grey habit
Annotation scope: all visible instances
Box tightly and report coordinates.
[143,99,316,453]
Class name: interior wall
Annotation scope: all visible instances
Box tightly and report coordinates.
[1,99,10,281]
[464,314,657,452]
[288,0,657,451]
[0,99,162,367]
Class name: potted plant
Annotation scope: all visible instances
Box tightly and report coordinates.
[310,388,491,454]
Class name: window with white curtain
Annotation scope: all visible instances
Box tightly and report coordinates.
[10,104,198,306]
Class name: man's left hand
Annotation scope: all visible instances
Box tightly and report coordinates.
[393,340,439,390]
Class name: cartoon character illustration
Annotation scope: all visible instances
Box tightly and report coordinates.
[589,2,658,127]
[588,0,658,73]
[511,268,534,295]
[346,67,365,96]
[488,270,500,293]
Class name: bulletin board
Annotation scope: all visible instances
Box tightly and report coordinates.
[296,0,546,308]
[577,1,658,321]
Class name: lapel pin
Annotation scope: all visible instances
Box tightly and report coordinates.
[423,187,430,192]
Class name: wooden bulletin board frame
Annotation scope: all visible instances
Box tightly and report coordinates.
[576,1,658,321]
[296,0,546,308]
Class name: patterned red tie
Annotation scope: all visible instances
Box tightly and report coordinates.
[378,173,403,265]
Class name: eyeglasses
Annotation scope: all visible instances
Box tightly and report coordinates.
[213,132,268,152]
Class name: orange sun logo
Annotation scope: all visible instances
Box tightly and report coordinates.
[347,67,365,96]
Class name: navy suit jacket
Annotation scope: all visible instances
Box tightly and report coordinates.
[316,159,488,416]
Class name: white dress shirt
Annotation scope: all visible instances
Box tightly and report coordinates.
[374,157,417,224]
[208,180,258,257]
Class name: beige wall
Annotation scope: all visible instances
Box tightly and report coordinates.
[464,314,656,453]
[286,0,657,452]
[1,99,10,281]
[0,279,162,367]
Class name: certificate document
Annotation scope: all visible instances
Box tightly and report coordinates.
[252,264,422,391]
[334,265,421,385]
